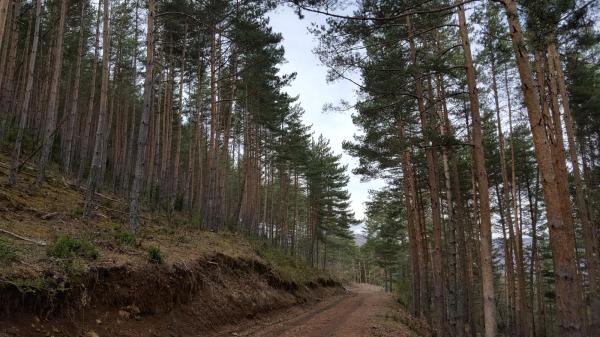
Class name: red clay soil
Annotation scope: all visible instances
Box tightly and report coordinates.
[0,281,430,337]
[212,283,432,337]
[0,254,342,337]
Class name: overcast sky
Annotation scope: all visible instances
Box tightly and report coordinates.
[267,6,386,233]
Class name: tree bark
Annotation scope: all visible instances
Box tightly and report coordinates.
[547,43,600,331]
[78,0,102,184]
[171,29,187,210]
[0,0,9,71]
[0,0,20,125]
[456,3,497,336]
[63,0,86,175]
[398,120,425,318]
[406,15,447,336]
[83,0,111,218]
[129,0,156,231]
[502,2,584,336]
[8,0,42,186]
[37,0,68,185]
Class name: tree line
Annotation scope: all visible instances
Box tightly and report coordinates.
[293,0,599,337]
[0,0,358,270]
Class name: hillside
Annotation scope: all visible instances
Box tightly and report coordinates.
[0,160,343,336]
[0,159,432,337]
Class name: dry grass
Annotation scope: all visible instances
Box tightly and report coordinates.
[0,155,300,288]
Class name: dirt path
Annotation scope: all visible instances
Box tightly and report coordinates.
[213,283,426,337]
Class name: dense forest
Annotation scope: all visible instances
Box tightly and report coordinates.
[0,0,598,337]
[0,0,360,271]
[307,1,598,337]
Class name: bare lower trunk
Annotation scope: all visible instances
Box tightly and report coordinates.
[503,2,583,336]
[129,0,156,231]
[398,121,425,318]
[63,0,86,175]
[456,3,497,336]
[83,0,111,218]
[37,0,67,185]
[77,1,102,184]
[548,44,600,331]
[8,0,42,186]
[406,16,447,336]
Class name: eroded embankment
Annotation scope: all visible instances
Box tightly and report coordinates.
[0,253,342,337]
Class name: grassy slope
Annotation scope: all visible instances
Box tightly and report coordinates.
[0,156,331,294]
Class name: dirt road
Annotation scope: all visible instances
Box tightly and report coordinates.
[214,283,428,337]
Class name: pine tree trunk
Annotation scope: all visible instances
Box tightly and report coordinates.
[8,0,41,186]
[171,32,187,210]
[63,0,86,175]
[527,175,547,337]
[204,27,220,230]
[0,0,9,78]
[547,43,600,331]
[502,2,583,336]
[544,46,587,329]
[0,0,20,125]
[491,56,528,337]
[78,0,102,184]
[129,0,155,231]
[398,121,423,317]
[83,0,111,218]
[406,16,447,336]
[456,4,497,336]
[122,0,140,191]
[37,0,68,185]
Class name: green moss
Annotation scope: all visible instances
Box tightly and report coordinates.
[147,246,163,264]
[47,235,98,259]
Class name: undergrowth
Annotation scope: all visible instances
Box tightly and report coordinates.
[114,229,136,245]
[47,235,98,259]
[0,238,17,265]
[147,246,163,264]
[255,242,330,285]
[5,276,48,294]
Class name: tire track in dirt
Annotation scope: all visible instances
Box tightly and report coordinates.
[220,283,418,337]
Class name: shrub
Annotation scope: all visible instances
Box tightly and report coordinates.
[0,238,17,264]
[114,230,136,245]
[147,246,163,264]
[47,235,98,259]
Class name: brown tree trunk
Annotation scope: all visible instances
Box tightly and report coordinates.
[0,0,20,125]
[398,120,424,318]
[8,0,41,186]
[37,0,67,185]
[406,16,447,336]
[547,43,600,331]
[129,0,155,231]
[491,57,529,337]
[63,0,86,175]
[204,27,221,230]
[0,0,9,71]
[502,2,584,336]
[171,30,187,210]
[78,0,102,184]
[527,174,547,337]
[83,0,111,218]
[456,3,497,336]
[121,0,140,191]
